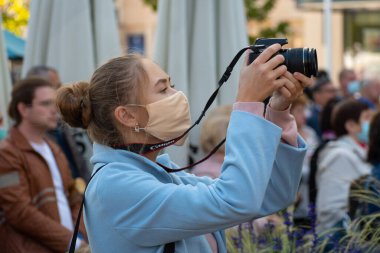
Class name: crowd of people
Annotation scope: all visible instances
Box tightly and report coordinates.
[190,66,380,250]
[0,44,379,253]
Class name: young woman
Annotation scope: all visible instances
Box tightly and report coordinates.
[316,100,373,233]
[56,44,311,253]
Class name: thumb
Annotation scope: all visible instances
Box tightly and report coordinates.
[244,49,253,66]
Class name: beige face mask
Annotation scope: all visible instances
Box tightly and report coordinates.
[139,91,191,146]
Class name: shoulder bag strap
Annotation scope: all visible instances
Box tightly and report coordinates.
[69,165,176,253]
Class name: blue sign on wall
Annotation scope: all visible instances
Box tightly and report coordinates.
[127,34,145,55]
[3,30,25,59]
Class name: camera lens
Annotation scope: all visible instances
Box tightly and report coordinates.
[304,48,318,77]
[281,48,318,77]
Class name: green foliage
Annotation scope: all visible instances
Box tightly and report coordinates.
[0,0,30,36]
[245,0,290,44]
[143,0,158,12]
[244,0,276,22]
[250,21,290,45]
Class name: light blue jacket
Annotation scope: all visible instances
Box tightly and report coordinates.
[84,110,307,253]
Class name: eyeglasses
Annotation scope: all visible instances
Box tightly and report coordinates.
[27,100,56,108]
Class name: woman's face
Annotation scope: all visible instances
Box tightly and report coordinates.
[141,59,177,105]
[360,109,374,124]
[348,109,374,140]
[128,59,177,136]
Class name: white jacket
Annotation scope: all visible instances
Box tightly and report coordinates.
[316,136,371,232]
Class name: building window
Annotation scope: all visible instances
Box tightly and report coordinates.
[344,11,380,52]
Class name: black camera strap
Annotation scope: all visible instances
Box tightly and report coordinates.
[70,46,252,253]
[69,165,104,253]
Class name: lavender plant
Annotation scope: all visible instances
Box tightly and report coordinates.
[225,197,380,253]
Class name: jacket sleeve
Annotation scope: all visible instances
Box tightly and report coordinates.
[0,148,73,252]
[258,135,307,216]
[178,136,306,218]
[92,111,283,246]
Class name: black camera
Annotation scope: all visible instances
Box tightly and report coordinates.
[249,38,318,78]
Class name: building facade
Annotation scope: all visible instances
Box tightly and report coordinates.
[116,0,380,83]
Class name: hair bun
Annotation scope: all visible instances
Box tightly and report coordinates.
[56,81,91,129]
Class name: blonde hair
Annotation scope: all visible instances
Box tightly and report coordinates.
[200,105,232,154]
[290,95,309,112]
[56,54,149,146]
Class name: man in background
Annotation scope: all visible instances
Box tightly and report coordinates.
[338,69,357,98]
[27,66,92,182]
[307,77,338,139]
[359,77,380,110]
[0,78,87,252]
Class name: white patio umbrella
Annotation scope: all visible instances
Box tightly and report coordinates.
[154,0,248,165]
[22,0,121,83]
[0,18,13,128]
[22,0,121,167]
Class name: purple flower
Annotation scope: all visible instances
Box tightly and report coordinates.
[308,204,319,252]
[258,235,267,245]
[283,217,293,227]
[248,220,256,244]
[231,236,239,248]
[264,220,275,234]
[293,229,305,247]
[272,237,282,251]
[237,224,243,250]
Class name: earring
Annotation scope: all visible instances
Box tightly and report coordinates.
[134,123,140,132]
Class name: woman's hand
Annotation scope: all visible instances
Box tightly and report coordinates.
[236,44,287,103]
[269,72,314,111]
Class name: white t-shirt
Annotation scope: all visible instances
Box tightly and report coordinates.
[30,141,74,231]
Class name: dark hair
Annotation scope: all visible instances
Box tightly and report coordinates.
[8,78,54,125]
[316,69,330,80]
[332,99,369,138]
[26,65,57,78]
[320,96,341,136]
[56,54,149,146]
[312,77,331,93]
[368,112,380,165]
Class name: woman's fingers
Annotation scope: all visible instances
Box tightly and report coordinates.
[253,44,282,64]
[294,72,314,88]
[271,65,287,80]
[276,74,303,99]
[279,86,292,98]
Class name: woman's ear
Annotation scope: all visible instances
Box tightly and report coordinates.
[114,106,137,128]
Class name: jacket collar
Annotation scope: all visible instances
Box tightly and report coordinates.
[331,135,367,160]
[91,143,174,174]
[8,126,60,155]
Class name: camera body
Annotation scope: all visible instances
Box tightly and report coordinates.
[248,38,318,78]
